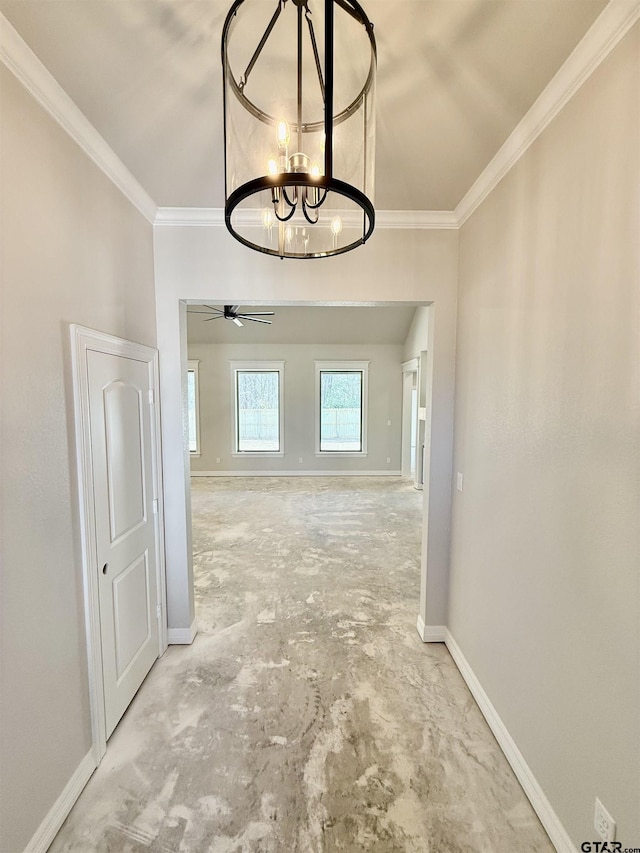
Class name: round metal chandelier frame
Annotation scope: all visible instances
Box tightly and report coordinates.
[222,0,377,259]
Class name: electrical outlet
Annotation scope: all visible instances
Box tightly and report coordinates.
[457,472,464,492]
[216,457,221,464]
[386,457,391,463]
[594,798,616,842]
[298,457,303,464]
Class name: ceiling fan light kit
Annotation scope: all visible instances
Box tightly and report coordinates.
[222,0,376,259]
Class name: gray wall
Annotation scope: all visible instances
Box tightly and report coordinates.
[0,67,157,852]
[189,343,404,473]
[449,23,639,849]
[403,306,429,362]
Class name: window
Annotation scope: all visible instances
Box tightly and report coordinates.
[187,360,200,455]
[315,361,369,456]
[231,361,284,455]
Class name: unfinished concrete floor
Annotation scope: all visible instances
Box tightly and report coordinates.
[49,477,553,852]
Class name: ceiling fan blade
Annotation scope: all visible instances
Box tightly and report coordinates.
[244,316,272,325]
[204,305,223,312]
[203,315,226,321]
[188,310,222,315]
[229,305,240,314]
[232,317,243,327]
[237,312,275,317]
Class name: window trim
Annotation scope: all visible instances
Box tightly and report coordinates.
[187,359,201,456]
[314,360,369,457]
[230,361,285,457]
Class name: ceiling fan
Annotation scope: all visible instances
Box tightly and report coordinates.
[187,305,275,327]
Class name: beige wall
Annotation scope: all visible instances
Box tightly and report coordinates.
[449,23,639,849]
[0,67,156,852]
[189,343,404,473]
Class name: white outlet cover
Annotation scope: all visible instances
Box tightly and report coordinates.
[594,797,616,842]
[457,472,464,492]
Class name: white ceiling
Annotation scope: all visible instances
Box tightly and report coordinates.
[0,0,607,211]
[187,305,417,344]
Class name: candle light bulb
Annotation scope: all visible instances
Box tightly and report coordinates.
[276,119,290,150]
[331,215,343,236]
[306,161,322,209]
[262,208,274,229]
[267,156,279,176]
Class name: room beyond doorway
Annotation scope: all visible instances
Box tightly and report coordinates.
[180,302,439,646]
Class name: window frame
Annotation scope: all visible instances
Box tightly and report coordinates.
[187,359,201,456]
[230,361,285,457]
[315,360,369,457]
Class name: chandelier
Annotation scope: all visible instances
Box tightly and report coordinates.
[222,0,376,259]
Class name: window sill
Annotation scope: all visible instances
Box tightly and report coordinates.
[232,451,285,458]
[315,451,368,458]
[190,451,201,458]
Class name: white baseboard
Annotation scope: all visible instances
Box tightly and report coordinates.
[416,615,447,642]
[24,750,96,853]
[191,470,402,478]
[167,617,198,645]
[443,629,577,853]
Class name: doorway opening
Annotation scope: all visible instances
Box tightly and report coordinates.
[411,388,418,477]
[402,350,427,489]
[182,302,431,636]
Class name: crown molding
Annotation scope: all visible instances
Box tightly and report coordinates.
[3,0,637,233]
[155,208,226,227]
[154,207,459,230]
[0,12,157,224]
[455,0,640,226]
[375,209,458,229]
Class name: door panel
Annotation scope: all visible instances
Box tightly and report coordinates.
[104,380,146,541]
[113,552,151,681]
[88,350,159,738]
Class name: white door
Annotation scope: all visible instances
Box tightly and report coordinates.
[87,349,159,737]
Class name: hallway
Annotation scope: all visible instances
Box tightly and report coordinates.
[49,477,552,852]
